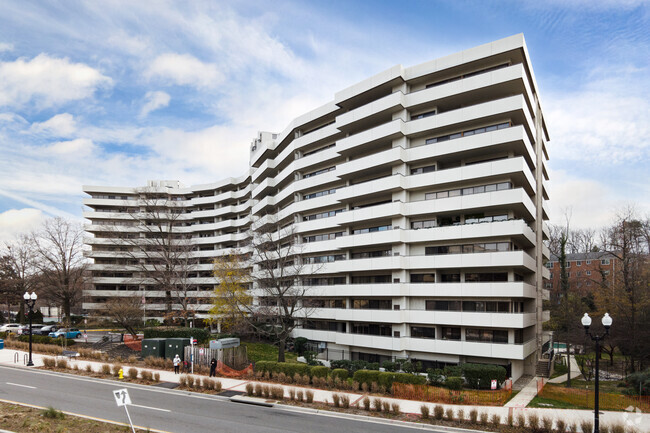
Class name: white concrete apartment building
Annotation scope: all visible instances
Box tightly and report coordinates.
[83,34,550,380]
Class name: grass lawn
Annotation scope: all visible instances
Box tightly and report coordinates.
[243,341,299,363]
[527,395,590,410]
[503,390,520,404]
[550,362,568,379]
[567,379,627,395]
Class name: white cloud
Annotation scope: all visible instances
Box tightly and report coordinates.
[0,208,44,242]
[30,113,77,137]
[139,91,170,118]
[46,138,96,157]
[0,54,112,109]
[145,53,222,89]
[0,42,13,52]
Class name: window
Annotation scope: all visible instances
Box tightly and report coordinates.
[351,250,391,259]
[426,242,512,255]
[410,273,435,283]
[303,209,343,221]
[351,275,391,284]
[441,327,461,340]
[412,109,437,120]
[466,328,508,343]
[412,219,436,229]
[352,299,392,310]
[425,182,512,201]
[426,300,461,311]
[576,261,582,266]
[303,166,335,178]
[303,232,343,243]
[464,272,508,282]
[304,188,336,200]
[411,327,435,339]
[411,165,436,175]
[601,259,610,265]
[440,273,460,283]
[424,121,511,145]
[586,260,591,265]
[586,271,591,276]
[352,225,391,234]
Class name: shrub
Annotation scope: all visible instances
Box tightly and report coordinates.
[353,369,381,387]
[433,404,444,420]
[332,393,340,407]
[556,419,566,432]
[340,394,350,409]
[370,382,380,393]
[420,404,429,419]
[152,372,160,382]
[381,400,391,413]
[445,408,454,421]
[141,370,152,381]
[277,372,287,383]
[469,408,478,423]
[443,365,462,377]
[271,386,284,400]
[359,396,369,410]
[479,412,489,425]
[490,414,501,426]
[42,406,65,419]
[426,368,445,386]
[457,409,465,422]
[461,363,507,389]
[372,398,382,412]
[507,413,514,427]
[444,376,463,390]
[56,358,68,369]
[377,372,427,389]
[528,414,540,431]
[179,375,188,387]
[610,423,625,433]
[101,364,111,375]
[296,390,304,402]
[390,402,400,414]
[143,327,209,344]
[382,361,398,372]
[516,413,526,428]
[254,383,262,397]
[42,357,56,368]
[262,385,270,398]
[287,388,296,400]
[305,390,314,403]
[85,364,93,373]
[111,364,123,377]
[361,382,369,392]
[127,367,138,380]
[331,368,349,381]
[542,416,553,432]
[246,383,254,396]
[567,422,578,433]
[625,369,650,395]
[310,365,329,378]
[600,425,610,433]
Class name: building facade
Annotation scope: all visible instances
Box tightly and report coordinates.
[83,34,550,380]
[545,252,618,302]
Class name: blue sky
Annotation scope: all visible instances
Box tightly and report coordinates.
[0,0,648,239]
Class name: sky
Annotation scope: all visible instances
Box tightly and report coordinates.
[0,0,648,241]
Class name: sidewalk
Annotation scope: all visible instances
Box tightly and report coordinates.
[1,347,647,432]
[548,355,582,384]
[504,375,539,408]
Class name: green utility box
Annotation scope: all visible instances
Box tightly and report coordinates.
[165,338,190,361]
[142,338,166,358]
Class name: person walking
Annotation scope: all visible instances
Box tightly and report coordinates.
[209,358,217,377]
[173,354,181,374]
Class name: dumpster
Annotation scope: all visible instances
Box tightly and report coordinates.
[142,338,166,358]
[165,338,190,361]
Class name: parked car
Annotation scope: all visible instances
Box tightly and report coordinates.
[35,325,59,336]
[48,328,82,339]
[20,324,45,335]
[0,323,23,334]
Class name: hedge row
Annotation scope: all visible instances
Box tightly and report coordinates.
[329,359,379,373]
[462,363,507,389]
[143,327,210,344]
[17,335,76,346]
[353,369,426,388]
[255,361,311,378]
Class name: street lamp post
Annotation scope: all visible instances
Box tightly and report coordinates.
[580,312,613,433]
[23,292,38,367]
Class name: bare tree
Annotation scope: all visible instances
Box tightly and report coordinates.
[596,208,650,372]
[212,220,318,362]
[103,296,142,337]
[108,187,197,325]
[30,218,87,320]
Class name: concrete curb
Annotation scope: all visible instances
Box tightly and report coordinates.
[230,395,275,407]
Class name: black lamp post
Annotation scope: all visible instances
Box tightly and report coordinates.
[23,291,38,367]
[581,312,613,433]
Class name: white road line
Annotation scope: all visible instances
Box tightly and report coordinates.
[129,403,171,412]
[6,382,36,389]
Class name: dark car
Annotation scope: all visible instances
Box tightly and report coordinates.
[35,325,59,336]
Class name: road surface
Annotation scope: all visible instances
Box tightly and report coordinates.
[0,365,443,433]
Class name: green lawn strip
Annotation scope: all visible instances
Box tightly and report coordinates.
[550,362,568,379]
[527,395,590,410]
[565,379,627,395]
[243,341,298,363]
[503,389,520,404]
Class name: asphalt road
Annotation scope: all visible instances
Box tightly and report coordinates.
[0,365,441,433]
